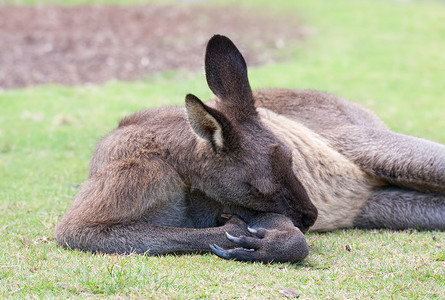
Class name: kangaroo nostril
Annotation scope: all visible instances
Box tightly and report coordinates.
[301,215,315,227]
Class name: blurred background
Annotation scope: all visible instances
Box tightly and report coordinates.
[0,1,306,89]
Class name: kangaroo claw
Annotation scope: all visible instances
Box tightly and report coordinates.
[209,244,231,259]
[247,226,258,234]
[224,230,262,249]
[209,243,255,261]
[247,226,266,238]
[225,232,242,243]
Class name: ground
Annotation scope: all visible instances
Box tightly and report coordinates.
[0,4,305,89]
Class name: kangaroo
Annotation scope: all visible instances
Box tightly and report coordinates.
[55,35,445,263]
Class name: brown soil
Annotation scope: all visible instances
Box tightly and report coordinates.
[0,4,306,89]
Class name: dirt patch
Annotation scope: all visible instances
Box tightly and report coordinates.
[0,4,306,89]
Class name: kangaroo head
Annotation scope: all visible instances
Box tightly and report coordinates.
[185,35,317,232]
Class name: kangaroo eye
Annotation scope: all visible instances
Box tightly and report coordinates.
[244,183,264,198]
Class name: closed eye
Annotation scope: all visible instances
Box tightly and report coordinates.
[280,192,291,205]
[244,182,264,198]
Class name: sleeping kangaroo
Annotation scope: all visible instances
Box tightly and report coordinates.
[55,35,445,263]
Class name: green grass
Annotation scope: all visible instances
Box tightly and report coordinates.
[1,0,444,298]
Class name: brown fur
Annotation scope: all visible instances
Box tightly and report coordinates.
[55,35,445,263]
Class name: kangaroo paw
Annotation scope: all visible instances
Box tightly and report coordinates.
[210,226,309,263]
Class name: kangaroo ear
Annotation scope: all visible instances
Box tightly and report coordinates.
[205,35,255,119]
[185,94,238,153]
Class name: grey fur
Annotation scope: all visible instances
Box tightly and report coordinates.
[354,189,445,231]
